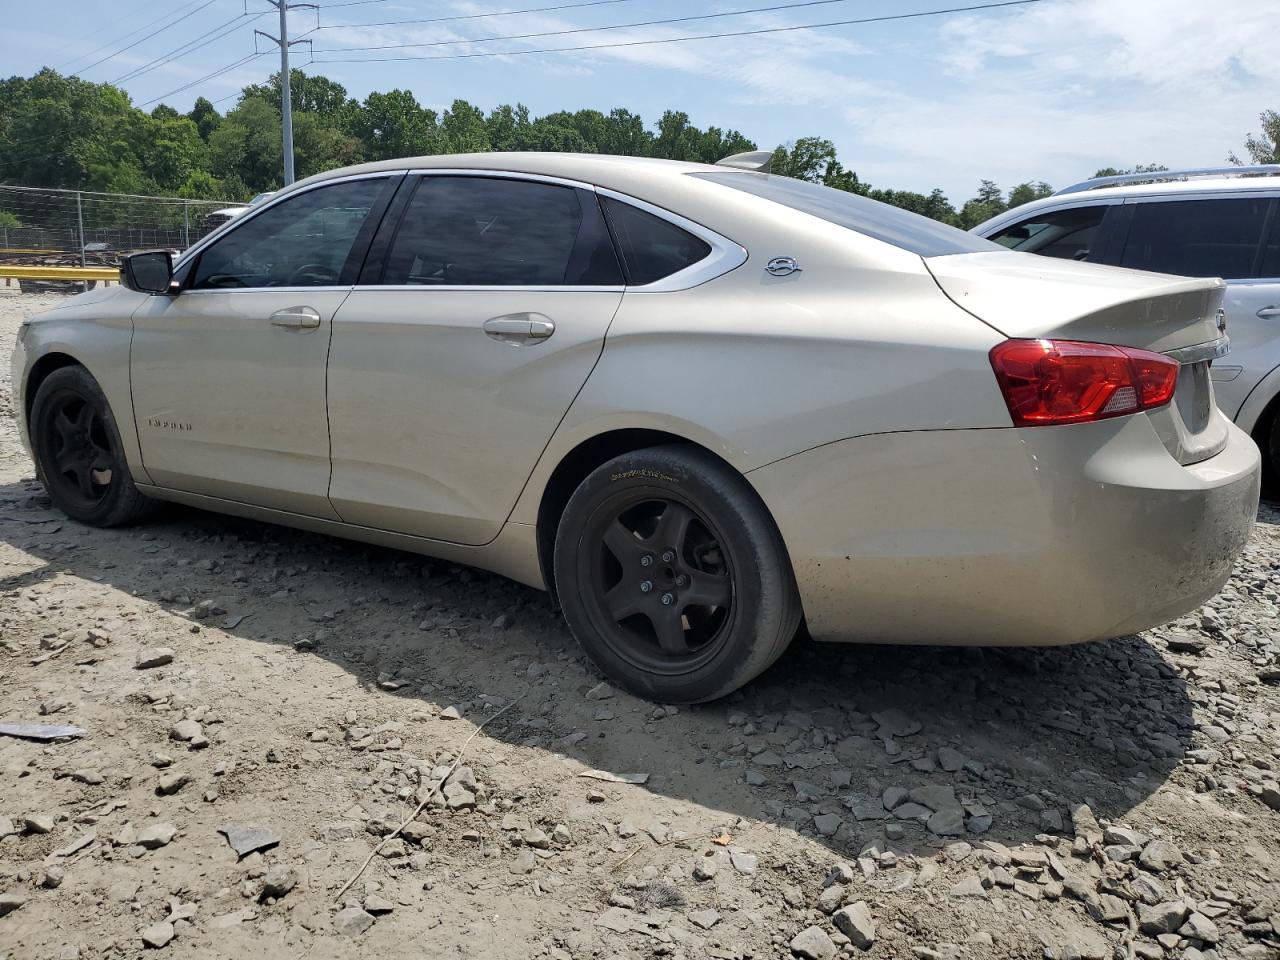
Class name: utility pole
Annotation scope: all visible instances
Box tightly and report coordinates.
[256,1,315,186]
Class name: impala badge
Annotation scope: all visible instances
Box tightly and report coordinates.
[1216,308,1227,334]
[766,257,802,277]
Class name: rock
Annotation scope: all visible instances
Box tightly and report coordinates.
[261,864,297,899]
[693,856,719,881]
[39,698,70,715]
[24,814,55,834]
[1070,804,1103,846]
[937,747,966,772]
[872,709,921,738]
[1166,634,1209,653]
[928,808,966,837]
[333,907,375,937]
[509,849,537,875]
[949,876,988,898]
[689,909,720,930]
[814,813,843,837]
[790,925,838,960]
[1179,913,1219,943]
[363,894,394,914]
[140,922,175,948]
[439,706,462,720]
[156,772,190,795]
[217,824,280,858]
[908,784,959,812]
[585,681,614,700]
[1259,785,1280,811]
[442,782,475,810]
[0,816,15,839]
[522,827,550,849]
[136,823,177,849]
[730,851,758,875]
[169,719,202,742]
[0,891,27,916]
[817,884,845,914]
[882,786,909,810]
[1138,901,1190,935]
[833,901,876,949]
[1138,839,1183,873]
[136,647,175,669]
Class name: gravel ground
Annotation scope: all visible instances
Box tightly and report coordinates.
[0,288,1278,960]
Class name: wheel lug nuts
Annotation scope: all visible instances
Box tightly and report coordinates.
[639,554,654,567]
[640,580,653,593]
[660,593,675,606]
[675,574,689,587]
[661,550,676,563]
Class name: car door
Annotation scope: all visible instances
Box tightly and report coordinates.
[130,174,398,518]
[326,172,625,545]
[1113,193,1280,422]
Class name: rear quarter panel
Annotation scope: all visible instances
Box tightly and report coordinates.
[509,222,1008,525]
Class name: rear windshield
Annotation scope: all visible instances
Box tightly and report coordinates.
[691,171,1001,258]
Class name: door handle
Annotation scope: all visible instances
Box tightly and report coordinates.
[270,307,322,330]
[1257,306,1280,319]
[482,313,555,345]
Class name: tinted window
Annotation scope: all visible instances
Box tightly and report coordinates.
[600,197,711,284]
[380,177,621,286]
[1259,216,1280,278]
[989,205,1107,262]
[690,171,1001,258]
[191,179,384,289]
[1119,197,1271,279]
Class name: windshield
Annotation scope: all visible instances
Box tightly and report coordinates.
[691,171,1001,258]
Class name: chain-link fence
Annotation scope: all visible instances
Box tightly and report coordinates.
[0,185,246,275]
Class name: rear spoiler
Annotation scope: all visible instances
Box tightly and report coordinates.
[715,151,774,173]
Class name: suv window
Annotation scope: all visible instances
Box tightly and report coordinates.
[191,178,385,289]
[380,176,622,286]
[988,205,1107,261]
[600,197,711,284]
[1119,197,1271,279]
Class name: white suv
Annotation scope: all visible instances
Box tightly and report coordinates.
[974,165,1280,481]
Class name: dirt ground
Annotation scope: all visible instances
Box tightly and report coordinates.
[0,288,1277,960]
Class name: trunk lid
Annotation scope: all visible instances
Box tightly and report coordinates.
[927,251,1229,465]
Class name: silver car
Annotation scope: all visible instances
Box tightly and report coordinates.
[10,152,1261,703]
[974,165,1280,483]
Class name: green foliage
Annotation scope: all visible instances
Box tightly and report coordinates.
[1230,110,1279,165]
[0,209,21,228]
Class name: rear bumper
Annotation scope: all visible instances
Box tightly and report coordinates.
[747,414,1260,646]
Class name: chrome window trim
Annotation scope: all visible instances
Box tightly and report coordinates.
[1164,336,1231,364]
[405,167,597,191]
[594,187,748,292]
[352,285,626,294]
[173,171,402,271]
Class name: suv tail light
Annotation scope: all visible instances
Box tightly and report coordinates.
[989,338,1179,427]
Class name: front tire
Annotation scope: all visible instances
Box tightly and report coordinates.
[553,445,801,703]
[29,366,153,527]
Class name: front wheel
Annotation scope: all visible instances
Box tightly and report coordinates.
[553,445,801,703]
[29,365,154,526]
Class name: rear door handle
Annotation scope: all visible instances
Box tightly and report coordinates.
[1257,306,1280,319]
[483,313,555,345]
[270,307,322,330]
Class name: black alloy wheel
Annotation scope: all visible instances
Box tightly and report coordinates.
[554,444,801,703]
[30,366,153,526]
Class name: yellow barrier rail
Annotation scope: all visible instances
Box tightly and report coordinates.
[0,265,120,281]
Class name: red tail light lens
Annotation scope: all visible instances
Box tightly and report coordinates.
[989,339,1179,427]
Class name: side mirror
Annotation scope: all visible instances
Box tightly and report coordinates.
[120,251,176,294]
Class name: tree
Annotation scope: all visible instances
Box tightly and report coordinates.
[1230,110,1279,165]
[1091,163,1167,177]
[1006,180,1053,209]
[188,97,221,142]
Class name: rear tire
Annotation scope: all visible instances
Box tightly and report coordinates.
[29,366,154,527]
[553,444,801,703]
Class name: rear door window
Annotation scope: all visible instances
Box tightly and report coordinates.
[987,205,1110,262]
[1118,197,1273,279]
[378,176,622,286]
[599,197,711,285]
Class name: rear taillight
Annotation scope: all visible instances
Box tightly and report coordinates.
[989,339,1179,427]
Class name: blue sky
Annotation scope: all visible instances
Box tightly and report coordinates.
[9,0,1280,202]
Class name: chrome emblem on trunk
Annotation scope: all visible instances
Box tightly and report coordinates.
[766,257,802,277]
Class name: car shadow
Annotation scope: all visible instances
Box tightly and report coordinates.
[0,476,1216,860]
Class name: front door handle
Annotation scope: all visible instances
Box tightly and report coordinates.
[1257,306,1280,319]
[270,306,322,330]
[483,313,555,345]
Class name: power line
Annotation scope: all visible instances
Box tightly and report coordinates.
[314,0,1045,63]
[55,0,212,72]
[321,0,645,30]
[73,0,221,76]
[110,11,267,85]
[316,0,872,53]
[139,52,267,108]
